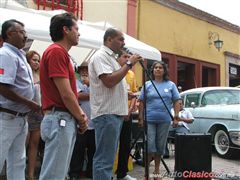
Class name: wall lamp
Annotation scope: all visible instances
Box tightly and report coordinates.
[208,31,223,51]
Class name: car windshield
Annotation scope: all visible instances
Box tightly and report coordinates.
[185,93,201,107]
[201,90,240,105]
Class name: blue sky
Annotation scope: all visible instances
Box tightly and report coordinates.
[179,0,240,27]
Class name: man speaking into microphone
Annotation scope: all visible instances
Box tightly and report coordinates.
[89,28,142,180]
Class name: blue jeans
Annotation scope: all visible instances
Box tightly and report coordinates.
[0,112,28,180]
[165,126,189,156]
[92,114,123,180]
[147,122,171,155]
[39,111,77,180]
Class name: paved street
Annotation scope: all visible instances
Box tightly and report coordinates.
[125,152,240,180]
[0,149,239,180]
[75,150,240,180]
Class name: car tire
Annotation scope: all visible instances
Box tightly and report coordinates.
[214,129,238,159]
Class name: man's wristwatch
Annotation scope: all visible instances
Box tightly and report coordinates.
[125,60,133,69]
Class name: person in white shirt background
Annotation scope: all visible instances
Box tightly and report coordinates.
[164,98,194,158]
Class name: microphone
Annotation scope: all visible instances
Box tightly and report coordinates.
[137,57,144,69]
[124,47,144,63]
[139,57,144,62]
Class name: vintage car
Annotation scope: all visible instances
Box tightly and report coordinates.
[180,87,240,158]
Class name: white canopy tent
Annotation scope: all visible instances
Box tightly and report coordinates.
[80,20,162,61]
[0,7,161,65]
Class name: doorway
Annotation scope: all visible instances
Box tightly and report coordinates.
[202,66,217,87]
[229,64,240,86]
[177,62,196,91]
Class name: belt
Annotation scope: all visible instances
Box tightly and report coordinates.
[0,107,28,117]
[46,106,70,113]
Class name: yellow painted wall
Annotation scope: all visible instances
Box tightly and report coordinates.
[83,0,127,32]
[137,0,240,86]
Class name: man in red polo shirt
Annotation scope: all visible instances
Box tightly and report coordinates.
[39,13,88,180]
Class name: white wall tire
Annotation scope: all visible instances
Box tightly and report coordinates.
[214,129,238,159]
[214,129,229,157]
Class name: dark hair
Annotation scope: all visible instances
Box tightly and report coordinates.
[151,61,169,80]
[179,98,184,103]
[50,13,77,42]
[103,28,119,43]
[26,50,40,64]
[1,19,24,41]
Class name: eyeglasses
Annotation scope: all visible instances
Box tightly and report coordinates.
[10,30,27,35]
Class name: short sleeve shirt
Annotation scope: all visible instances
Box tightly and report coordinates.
[126,70,137,93]
[139,80,180,123]
[89,45,128,119]
[0,43,34,113]
[171,108,194,130]
[40,43,77,110]
[126,70,138,107]
[76,80,94,129]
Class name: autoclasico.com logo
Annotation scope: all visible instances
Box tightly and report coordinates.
[149,171,232,179]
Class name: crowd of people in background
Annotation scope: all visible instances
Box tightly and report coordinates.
[0,12,188,180]
[69,64,95,179]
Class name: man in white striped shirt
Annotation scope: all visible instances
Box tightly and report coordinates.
[89,28,142,180]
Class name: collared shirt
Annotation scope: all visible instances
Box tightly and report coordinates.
[89,45,128,119]
[125,70,138,107]
[171,108,194,130]
[76,80,94,130]
[0,42,34,113]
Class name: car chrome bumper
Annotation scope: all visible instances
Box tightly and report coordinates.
[229,131,240,146]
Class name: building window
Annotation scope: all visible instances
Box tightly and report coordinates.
[35,0,82,19]
[46,0,74,6]
[161,52,220,90]
[229,64,240,86]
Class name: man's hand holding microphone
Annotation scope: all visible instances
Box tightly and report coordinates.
[126,54,143,68]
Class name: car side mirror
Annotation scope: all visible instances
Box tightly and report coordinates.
[190,102,196,108]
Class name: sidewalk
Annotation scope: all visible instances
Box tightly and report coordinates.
[78,151,240,180]
[1,152,239,180]
[125,153,240,180]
